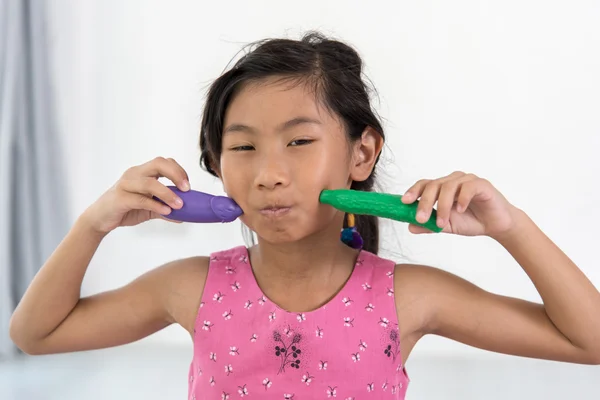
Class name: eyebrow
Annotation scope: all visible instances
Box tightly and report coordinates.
[223,116,322,135]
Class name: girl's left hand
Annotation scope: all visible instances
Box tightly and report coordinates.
[401,171,520,238]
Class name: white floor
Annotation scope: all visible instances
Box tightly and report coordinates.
[1,343,599,399]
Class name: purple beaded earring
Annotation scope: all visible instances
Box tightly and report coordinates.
[340,213,364,249]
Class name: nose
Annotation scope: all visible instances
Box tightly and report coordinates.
[253,151,290,190]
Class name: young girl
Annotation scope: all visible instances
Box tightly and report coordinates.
[9,32,600,399]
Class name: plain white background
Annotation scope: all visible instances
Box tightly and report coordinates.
[46,0,599,359]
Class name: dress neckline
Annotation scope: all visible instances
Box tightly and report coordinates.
[237,246,365,316]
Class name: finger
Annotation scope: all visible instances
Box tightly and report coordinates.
[416,182,441,224]
[141,157,191,191]
[166,158,191,191]
[436,170,467,183]
[456,179,484,213]
[408,224,435,234]
[122,192,172,216]
[416,172,466,224]
[402,171,465,204]
[436,180,461,227]
[401,179,432,204]
[121,177,184,210]
[151,212,183,223]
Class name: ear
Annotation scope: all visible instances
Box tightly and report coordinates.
[208,162,229,195]
[208,157,223,180]
[350,126,384,182]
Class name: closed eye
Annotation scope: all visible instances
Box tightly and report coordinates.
[289,139,314,147]
[230,145,254,152]
[229,139,313,151]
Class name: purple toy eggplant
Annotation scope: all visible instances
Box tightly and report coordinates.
[154,186,243,223]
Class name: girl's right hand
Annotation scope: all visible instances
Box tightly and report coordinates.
[82,157,190,235]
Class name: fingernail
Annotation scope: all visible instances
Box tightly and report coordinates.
[417,211,426,222]
[174,198,183,206]
[437,218,444,227]
[182,180,190,191]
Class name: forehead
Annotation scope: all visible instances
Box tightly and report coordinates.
[224,77,340,127]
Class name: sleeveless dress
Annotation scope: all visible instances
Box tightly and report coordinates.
[188,246,410,399]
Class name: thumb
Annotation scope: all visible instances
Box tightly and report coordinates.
[162,216,183,224]
[408,224,434,234]
[151,212,183,224]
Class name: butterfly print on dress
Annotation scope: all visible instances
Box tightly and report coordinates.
[189,249,409,399]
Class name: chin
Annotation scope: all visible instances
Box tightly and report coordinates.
[256,232,300,245]
[250,221,317,245]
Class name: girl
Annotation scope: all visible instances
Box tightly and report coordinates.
[9,32,600,399]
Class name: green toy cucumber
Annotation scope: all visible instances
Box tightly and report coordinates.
[319,189,443,233]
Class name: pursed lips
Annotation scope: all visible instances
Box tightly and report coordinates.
[259,204,292,217]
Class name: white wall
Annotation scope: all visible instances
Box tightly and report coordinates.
[46,0,600,355]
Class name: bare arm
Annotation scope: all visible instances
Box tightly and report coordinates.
[9,157,207,355]
[9,215,208,355]
[397,211,600,365]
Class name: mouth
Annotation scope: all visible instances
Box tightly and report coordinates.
[259,205,292,217]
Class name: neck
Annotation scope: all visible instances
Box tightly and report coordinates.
[248,225,360,312]
[248,224,359,286]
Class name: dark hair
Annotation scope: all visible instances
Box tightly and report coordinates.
[199,31,385,254]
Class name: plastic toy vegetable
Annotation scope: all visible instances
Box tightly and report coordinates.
[156,186,441,233]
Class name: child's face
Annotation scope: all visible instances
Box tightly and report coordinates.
[218,78,360,244]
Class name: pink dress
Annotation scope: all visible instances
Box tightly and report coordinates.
[188,246,410,399]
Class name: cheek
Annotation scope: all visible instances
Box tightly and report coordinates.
[310,160,348,184]
[298,146,352,191]
[219,156,251,200]
[295,153,352,225]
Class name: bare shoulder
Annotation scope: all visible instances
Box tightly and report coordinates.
[152,255,210,336]
[393,264,440,336]
[392,262,476,362]
[393,262,479,333]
